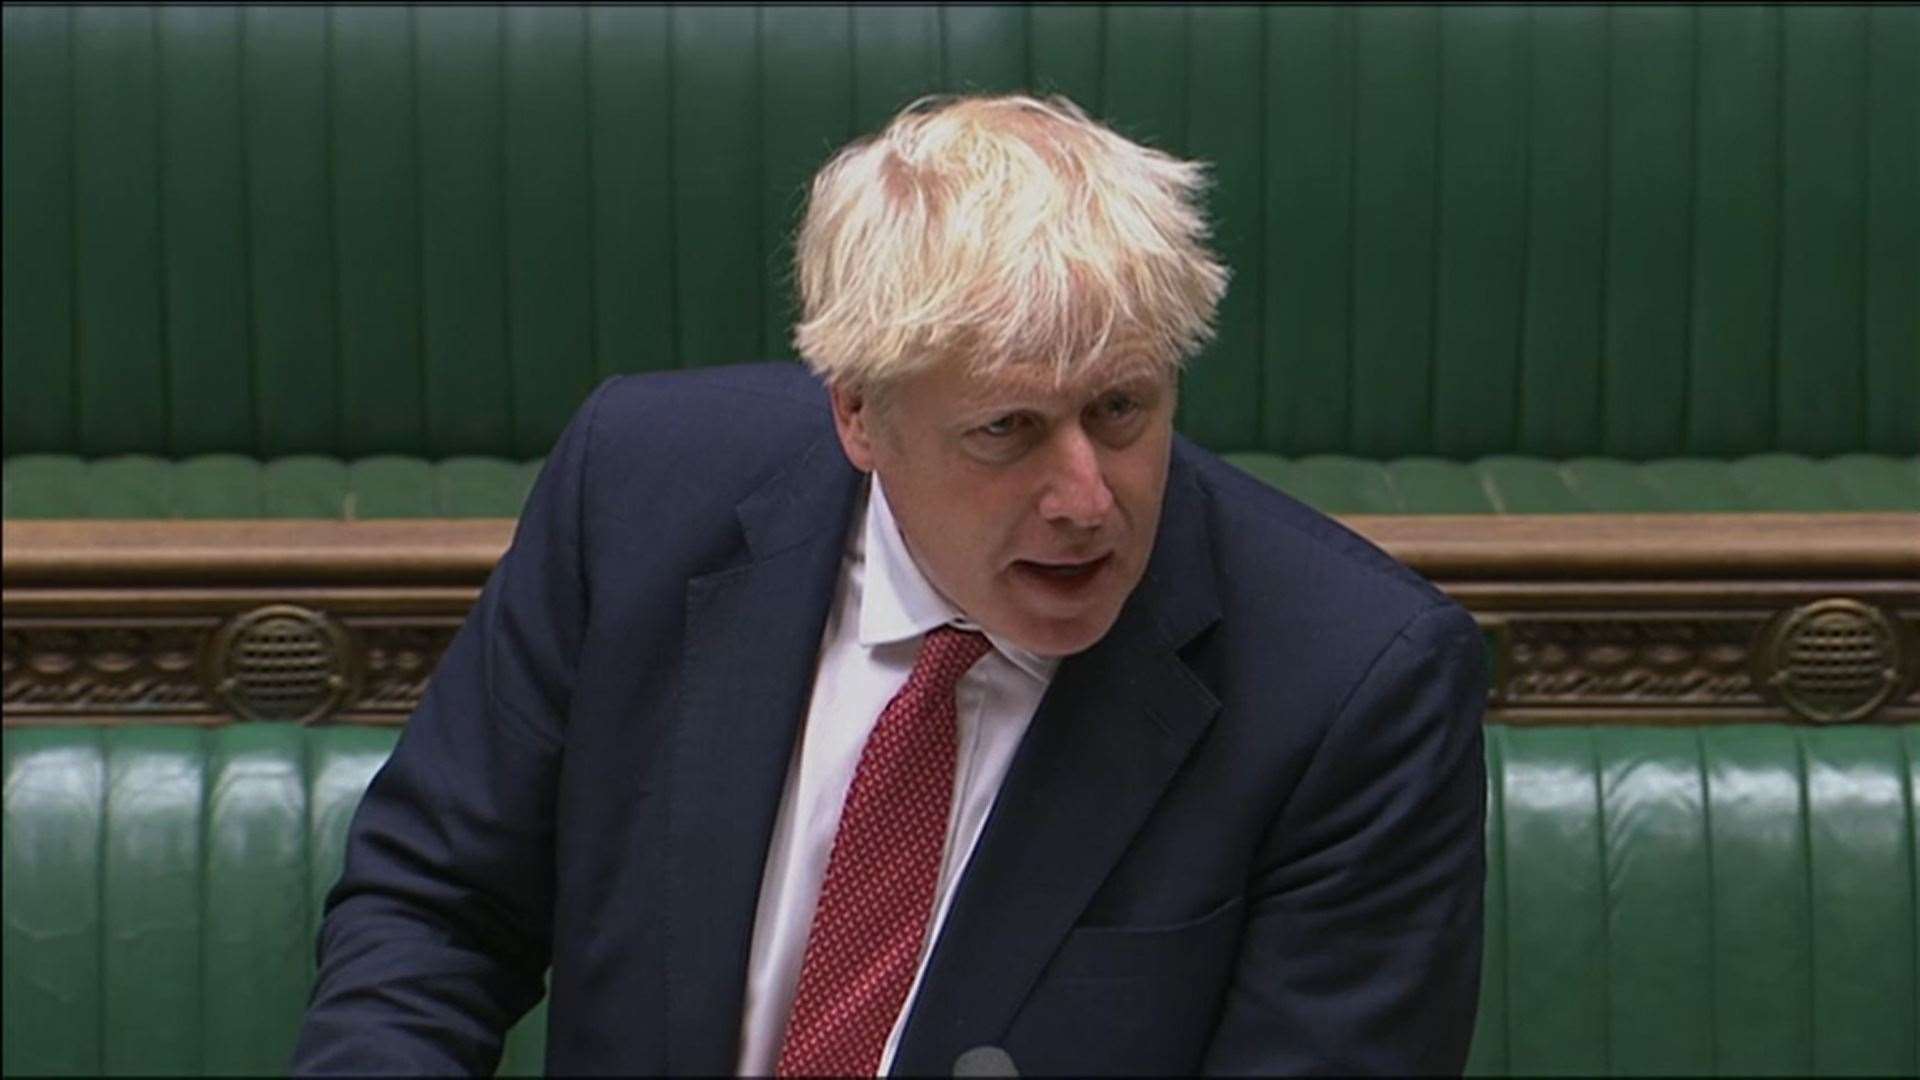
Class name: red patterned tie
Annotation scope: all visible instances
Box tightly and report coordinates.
[775,625,995,1078]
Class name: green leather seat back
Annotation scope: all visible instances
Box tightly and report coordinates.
[1475,724,1918,1076]
[5,5,1915,464]
[1,454,547,519]
[7,723,1917,1076]
[7,451,1916,518]
[0,724,549,1077]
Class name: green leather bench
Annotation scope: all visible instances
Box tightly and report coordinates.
[6,722,1916,1076]
[5,453,1917,519]
[3,12,1915,1073]
[5,5,1915,516]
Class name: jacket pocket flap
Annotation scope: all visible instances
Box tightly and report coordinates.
[1044,894,1246,981]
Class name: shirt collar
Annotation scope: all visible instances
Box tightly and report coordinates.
[857,474,1057,685]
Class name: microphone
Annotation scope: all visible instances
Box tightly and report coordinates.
[952,1045,1020,1077]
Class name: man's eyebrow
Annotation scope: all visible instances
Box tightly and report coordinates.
[1100,369,1162,392]
[1079,369,1164,401]
[960,387,1079,414]
[965,370,1158,412]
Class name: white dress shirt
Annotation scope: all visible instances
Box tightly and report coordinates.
[733,475,1058,1077]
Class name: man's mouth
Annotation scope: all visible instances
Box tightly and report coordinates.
[1011,553,1113,587]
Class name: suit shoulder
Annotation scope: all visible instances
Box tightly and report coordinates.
[579,363,833,483]
[592,362,828,425]
[1177,440,1461,631]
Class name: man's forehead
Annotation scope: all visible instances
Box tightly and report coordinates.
[947,355,1169,407]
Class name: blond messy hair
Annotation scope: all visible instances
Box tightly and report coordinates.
[792,93,1230,394]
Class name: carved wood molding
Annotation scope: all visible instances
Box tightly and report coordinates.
[6,515,1917,727]
[3,614,465,726]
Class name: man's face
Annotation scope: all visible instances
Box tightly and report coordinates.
[829,356,1175,657]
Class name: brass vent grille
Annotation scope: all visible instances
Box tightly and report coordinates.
[206,605,358,724]
[1758,599,1907,724]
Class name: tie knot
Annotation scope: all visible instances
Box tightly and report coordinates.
[912,625,993,693]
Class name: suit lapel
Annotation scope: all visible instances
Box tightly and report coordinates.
[892,451,1224,1075]
[663,432,862,1076]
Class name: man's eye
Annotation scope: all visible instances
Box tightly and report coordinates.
[978,415,1025,437]
[1098,395,1141,420]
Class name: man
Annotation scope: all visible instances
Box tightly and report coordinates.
[294,94,1486,1076]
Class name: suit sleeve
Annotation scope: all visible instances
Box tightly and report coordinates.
[291,378,616,1076]
[1201,602,1488,1076]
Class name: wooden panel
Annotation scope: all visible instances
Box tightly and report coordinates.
[10,515,1920,585]
[7,515,1916,728]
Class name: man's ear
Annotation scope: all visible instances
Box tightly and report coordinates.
[828,383,878,473]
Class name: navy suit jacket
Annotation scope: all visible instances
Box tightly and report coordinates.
[293,363,1487,1076]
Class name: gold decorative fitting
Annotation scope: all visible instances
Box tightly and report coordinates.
[1756,599,1908,724]
[204,605,359,724]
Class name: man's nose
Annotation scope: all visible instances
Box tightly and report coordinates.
[1037,425,1116,528]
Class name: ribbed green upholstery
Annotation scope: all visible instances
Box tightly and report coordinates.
[1,725,550,1078]
[6,452,1915,519]
[6,723,1917,1076]
[1,454,546,519]
[1476,725,1920,1077]
[1224,452,1920,514]
[5,5,1915,463]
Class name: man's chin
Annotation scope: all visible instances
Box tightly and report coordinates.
[990,604,1125,659]
[978,562,1138,656]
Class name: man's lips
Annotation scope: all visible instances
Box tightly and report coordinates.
[1012,553,1113,578]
